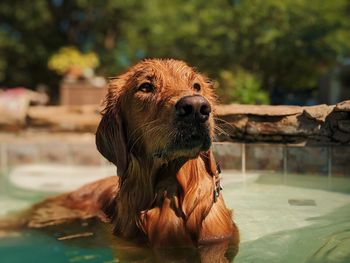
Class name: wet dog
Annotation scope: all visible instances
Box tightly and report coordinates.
[29,59,239,249]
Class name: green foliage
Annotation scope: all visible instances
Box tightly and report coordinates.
[0,0,349,103]
[218,69,269,104]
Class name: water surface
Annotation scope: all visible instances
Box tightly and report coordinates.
[1,172,350,263]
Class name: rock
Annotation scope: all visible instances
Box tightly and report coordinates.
[302,104,334,122]
[216,115,248,132]
[216,104,302,116]
[332,130,350,143]
[327,111,350,133]
[216,101,350,145]
[335,100,350,111]
[338,120,350,133]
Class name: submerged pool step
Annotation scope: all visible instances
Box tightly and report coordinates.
[7,164,115,193]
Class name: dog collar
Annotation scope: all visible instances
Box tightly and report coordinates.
[213,163,223,203]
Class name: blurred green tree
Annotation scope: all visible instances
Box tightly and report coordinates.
[0,0,349,104]
[218,68,269,104]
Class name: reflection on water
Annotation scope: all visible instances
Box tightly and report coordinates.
[0,219,239,263]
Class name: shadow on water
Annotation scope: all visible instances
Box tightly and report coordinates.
[0,218,239,263]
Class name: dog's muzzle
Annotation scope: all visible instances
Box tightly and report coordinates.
[171,95,212,152]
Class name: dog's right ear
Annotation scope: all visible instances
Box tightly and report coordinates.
[96,78,129,176]
[96,111,128,176]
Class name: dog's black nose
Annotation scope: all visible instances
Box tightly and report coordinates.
[175,95,211,122]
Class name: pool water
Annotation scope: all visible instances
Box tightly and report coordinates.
[1,172,350,263]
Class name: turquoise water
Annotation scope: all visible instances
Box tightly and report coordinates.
[1,172,350,263]
[226,174,350,263]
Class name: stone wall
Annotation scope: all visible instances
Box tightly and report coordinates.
[216,100,350,145]
[0,100,349,145]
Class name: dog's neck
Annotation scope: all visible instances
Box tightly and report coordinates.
[108,152,220,244]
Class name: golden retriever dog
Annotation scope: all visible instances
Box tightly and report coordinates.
[28,59,239,250]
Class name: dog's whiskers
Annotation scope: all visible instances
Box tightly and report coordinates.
[214,117,235,129]
[214,126,229,137]
[127,119,160,144]
[129,124,168,153]
[153,130,177,159]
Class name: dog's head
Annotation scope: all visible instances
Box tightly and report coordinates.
[96,59,216,174]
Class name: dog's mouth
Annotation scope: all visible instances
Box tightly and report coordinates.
[174,124,212,151]
[154,123,212,160]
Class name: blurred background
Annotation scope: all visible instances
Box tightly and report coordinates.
[0,0,349,106]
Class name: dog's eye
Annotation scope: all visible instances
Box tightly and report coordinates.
[193,83,201,91]
[138,83,155,93]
